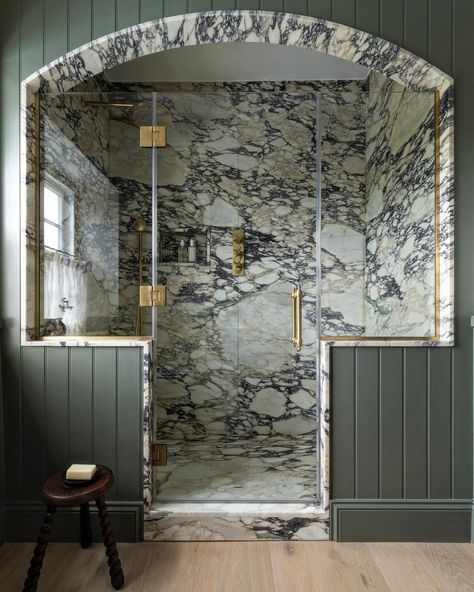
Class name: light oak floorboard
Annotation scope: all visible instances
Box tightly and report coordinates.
[270,541,390,592]
[0,541,473,592]
[368,542,458,592]
[416,543,474,592]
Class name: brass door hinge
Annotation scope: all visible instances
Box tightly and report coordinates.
[152,444,167,466]
[140,125,167,148]
[139,285,167,307]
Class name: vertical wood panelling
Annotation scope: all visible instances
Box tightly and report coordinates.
[331,349,356,498]
[44,0,68,65]
[44,347,69,478]
[69,348,93,463]
[404,348,428,498]
[21,347,45,499]
[429,0,453,74]
[212,0,237,9]
[44,347,70,477]
[140,0,164,22]
[237,0,261,8]
[428,348,452,498]
[92,0,116,39]
[379,349,404,498]
[164,0,187,17]
[405,0,429,60]
[116,0,140,29]
[93,349,118,498]
[284,0,307,15]
[308,0,332,19]
[20,0,44,78]
[355,349,380,498]
[452,0,474,500]
[380,0,404,46]
[68,0,92,50]
[116,349,142,500]
[333,0,356,26]
[188,0,213,11]
[261,0,284,11]
[1,0,22,503]
[356,0,380,36]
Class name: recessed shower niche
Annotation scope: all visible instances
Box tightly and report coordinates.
[21,11,454,541]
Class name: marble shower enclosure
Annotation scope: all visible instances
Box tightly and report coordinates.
[38,77,437,502]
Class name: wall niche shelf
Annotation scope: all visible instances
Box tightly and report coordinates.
[158,227,211,267]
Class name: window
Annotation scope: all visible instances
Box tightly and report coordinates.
[42,176,74,254]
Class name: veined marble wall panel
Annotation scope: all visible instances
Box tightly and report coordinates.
[320,87,367,336]
[365,75,437,336]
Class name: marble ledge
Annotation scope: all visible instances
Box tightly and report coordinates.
[144,502,329,541]
[321,339,452,348]
[21,336,153,348]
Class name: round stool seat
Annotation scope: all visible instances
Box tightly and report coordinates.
[41,465,114,508]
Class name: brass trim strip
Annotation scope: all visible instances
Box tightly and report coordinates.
[34,92,41,339]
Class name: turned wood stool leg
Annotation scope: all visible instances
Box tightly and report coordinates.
[95,495,124,590]
[22,505,56,592]
[80,503,92,549]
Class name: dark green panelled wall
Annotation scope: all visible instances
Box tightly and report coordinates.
[1,0,473,542]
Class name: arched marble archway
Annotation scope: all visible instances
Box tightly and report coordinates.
[20,11,454,536]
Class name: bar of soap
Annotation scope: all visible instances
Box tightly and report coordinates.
[66,464,97,480]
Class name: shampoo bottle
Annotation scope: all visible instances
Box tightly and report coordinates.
[188,237,197,263]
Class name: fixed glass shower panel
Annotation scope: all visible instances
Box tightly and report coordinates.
[319,90,438,339]
[40,92,155,337]
[153,89,320,503]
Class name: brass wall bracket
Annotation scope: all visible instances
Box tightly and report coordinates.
[232,228,245,276]
[140,125,167,148]
[152,444,167,466]
[139,285,167,307]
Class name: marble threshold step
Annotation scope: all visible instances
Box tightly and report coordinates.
[144,502,329,541]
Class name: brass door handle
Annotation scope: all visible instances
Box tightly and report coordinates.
[291,286,302,351]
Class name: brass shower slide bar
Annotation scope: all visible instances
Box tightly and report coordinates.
[291,286,302,351]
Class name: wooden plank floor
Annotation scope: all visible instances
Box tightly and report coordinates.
[1,541,473,591]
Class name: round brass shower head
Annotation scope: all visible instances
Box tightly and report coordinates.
[134,219,147,233]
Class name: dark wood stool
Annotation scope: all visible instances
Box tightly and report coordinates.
[22,465,124,592]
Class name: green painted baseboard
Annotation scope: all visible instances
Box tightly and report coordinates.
[6,501,143,543]
[331,499,473,542]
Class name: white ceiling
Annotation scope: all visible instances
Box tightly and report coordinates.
[105,42,370,82]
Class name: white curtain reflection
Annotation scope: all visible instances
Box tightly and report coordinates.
[44,249,88,334]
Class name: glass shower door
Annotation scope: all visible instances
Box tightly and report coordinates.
[151,89,321,503]
[233,90,321,502]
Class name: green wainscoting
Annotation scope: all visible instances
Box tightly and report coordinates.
[331,347,472,541]
[1,0,473,542]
